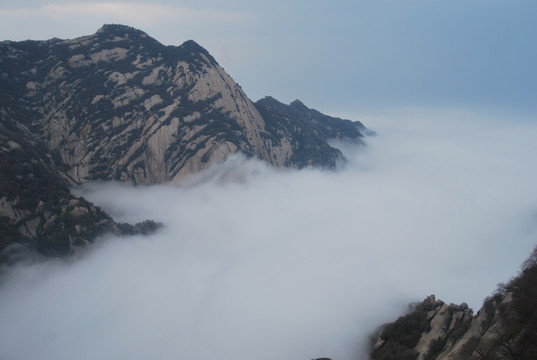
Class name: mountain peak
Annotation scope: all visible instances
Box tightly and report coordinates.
[0,25,368,259]
[180,39,205,50]
[290,98,307,109]
[93,24,162,47]
[259,97,306,108]
[258,96,280,104]
[177,39,217,65]
[97,24,146,37]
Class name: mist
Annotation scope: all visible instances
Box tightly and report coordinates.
[1,109,536,360]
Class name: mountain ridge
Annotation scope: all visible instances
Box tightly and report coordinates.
[370,247,537,360]
[0,24,367,258]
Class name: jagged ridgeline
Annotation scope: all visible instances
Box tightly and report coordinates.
[0,24,366,185]
[0,24,367,258]
[370,246,537,360]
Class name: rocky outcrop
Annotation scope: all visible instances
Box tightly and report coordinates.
[0,127,160,260]
[254,96,366,168]
[370,248,537,360]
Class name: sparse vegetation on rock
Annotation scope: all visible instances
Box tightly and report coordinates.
[0,24,367,261]
[370,246,537,360]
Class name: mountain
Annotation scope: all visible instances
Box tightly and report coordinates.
[0,24,365,185]
[0,24,367,259]
[0,126,159,260]
[255,96,366,168]
[370,247,537,360]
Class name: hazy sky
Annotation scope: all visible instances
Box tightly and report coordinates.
[1,112,536,360]
[0,0,536,115]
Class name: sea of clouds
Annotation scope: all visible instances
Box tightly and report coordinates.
[1,109,536,360]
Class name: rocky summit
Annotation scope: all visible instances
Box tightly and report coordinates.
[370,247,537,360]
[0,24,366,258]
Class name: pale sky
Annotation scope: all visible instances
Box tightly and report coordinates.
[1,0,536,117]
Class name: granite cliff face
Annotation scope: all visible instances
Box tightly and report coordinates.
[0,126,159,260]
[0,24,365,186]
[0,24,366,258]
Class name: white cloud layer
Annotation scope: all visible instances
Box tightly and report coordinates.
[0,110,536,360]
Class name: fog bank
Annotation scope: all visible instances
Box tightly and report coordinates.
[1,109,536,360]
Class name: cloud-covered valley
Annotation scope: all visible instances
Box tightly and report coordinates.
[1,109,536,360]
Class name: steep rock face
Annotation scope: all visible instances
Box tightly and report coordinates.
[0,24,367,259]
[255,96,366,168]
[0,127,159,259]
[0,24,365,186]
[0,25,270,184]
